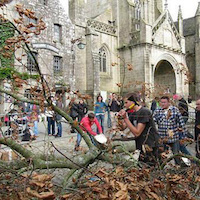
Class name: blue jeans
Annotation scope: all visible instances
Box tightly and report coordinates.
[57,122,62,137]
[76,132,96,147]
[34,120,38,136]
[180,144,191,155]
[96,114,105,134]
[47,117,55,135]
[107,110,112,128]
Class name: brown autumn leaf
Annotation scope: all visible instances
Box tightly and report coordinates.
[73,120,78,126]
[127,64,133,71]
[29,180,45,188]
[114,189,129,200]
[99,192,109,200]
[197,125,200,129]
[26,187,55,199]
[116,83,122,87]
[95,169,108,178]
[195,176,200,182]
[166,110,172,119]
[61,194,73,200]
[111,62,118,66]
[32,174,53,182]
[92,187,102,193]
[115,167,124,175]
[168,175,182,183]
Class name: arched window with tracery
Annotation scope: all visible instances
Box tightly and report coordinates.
[99,47,107,73]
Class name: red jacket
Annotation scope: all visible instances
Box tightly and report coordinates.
[80,116,102,136]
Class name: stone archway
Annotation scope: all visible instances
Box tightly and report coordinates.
[154,60,176,94]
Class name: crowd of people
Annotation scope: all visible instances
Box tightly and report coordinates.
[70,92,200,167]
[4,91,200,167]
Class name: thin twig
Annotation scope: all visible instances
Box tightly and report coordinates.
[50,142,104,181]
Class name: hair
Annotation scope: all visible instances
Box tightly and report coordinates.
[88,113,95,119]
[97,95,103,102]
[160,96,170,101]
[124,93,140,105]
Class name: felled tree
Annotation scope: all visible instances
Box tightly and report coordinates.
[0,2,200,200]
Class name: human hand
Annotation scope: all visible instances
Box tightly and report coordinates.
[118,109,127,119]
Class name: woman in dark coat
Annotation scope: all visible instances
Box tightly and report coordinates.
[77,99,88,122]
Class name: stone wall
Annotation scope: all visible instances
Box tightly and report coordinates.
[0,0,74,113]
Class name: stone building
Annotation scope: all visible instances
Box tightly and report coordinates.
[179,2,200,98]
[1,0,199,114]
[0,0,74,112]
[69,0,189,100]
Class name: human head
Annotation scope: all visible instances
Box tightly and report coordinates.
[155,97,159,101]
[97,95,103,102]
[124,93,140,110]
[88,113,95,122]
[177,94,183,100]
[160,96,170,109]
[196,99,200,111]
[112,93,117,99]
[79,99,84,104]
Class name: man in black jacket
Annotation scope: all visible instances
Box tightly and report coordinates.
[178,95,189,124]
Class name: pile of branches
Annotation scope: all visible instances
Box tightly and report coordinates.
[1,164,200,200]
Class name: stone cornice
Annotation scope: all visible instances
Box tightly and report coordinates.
[87,19,117,36]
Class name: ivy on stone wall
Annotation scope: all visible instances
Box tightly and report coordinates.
[0,67,39,80]
[0,22,39,81]
[0,22,14,68]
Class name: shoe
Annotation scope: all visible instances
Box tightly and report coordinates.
[48,134,52,136]
[55,134,61,138]
[74,146,79,151]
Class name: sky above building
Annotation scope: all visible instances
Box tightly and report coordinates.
[59,0,199,21]
[167,0,199,21]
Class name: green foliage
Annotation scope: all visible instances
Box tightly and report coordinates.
[0,67,39,80]
[0,22,15,67]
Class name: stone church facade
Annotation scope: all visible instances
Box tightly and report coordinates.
[1,0,200,114]
[69,0,189,100]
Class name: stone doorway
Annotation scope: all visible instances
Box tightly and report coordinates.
[154,60,176,95]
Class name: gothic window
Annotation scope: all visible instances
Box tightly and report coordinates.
[99,48,107,72]
[54,24,62,42]
[135,23,140,31]
[27,52,37,72]
[53,56,62,74]
[134,6,140,20]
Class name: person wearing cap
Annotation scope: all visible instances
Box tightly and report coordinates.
[118,93,160,164]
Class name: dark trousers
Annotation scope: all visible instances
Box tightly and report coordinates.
[164,141,181,165]
[47,117,55,135]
